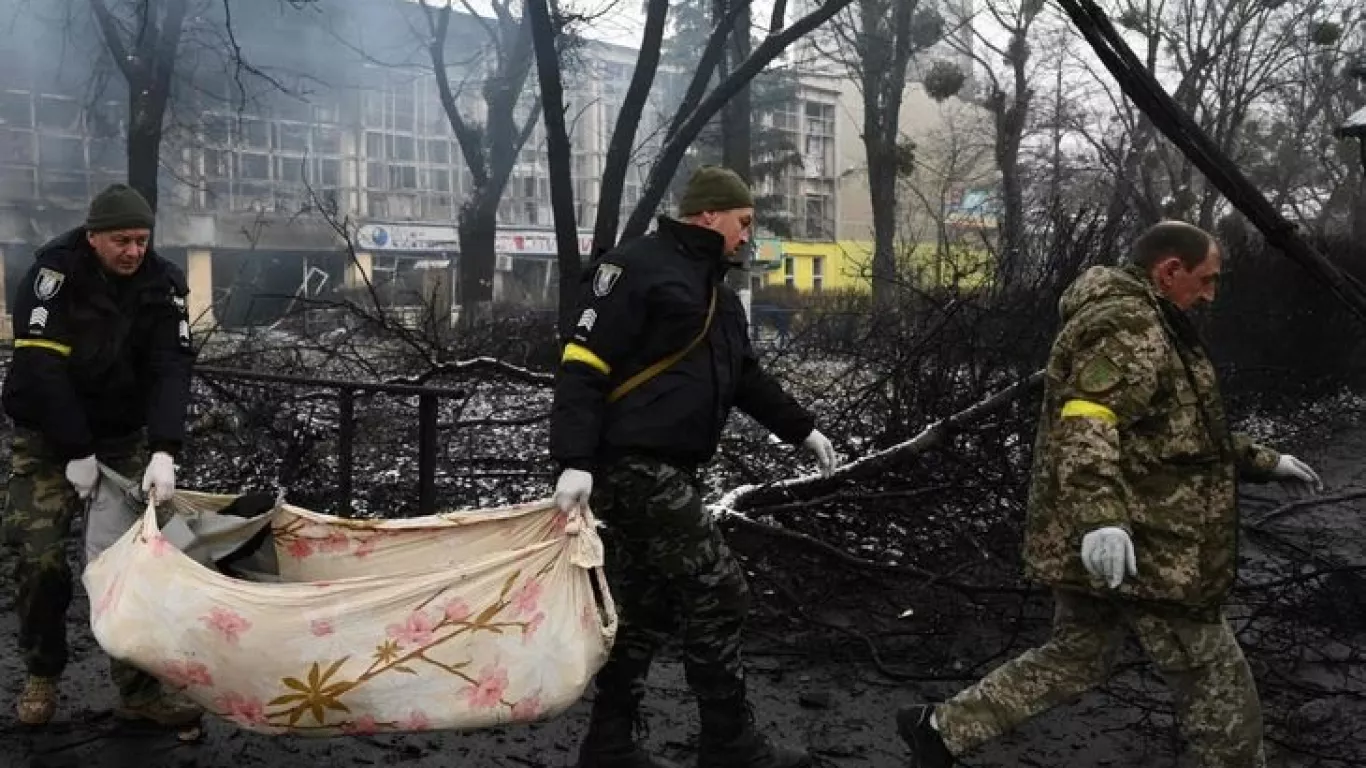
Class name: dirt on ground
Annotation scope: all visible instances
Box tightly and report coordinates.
[1,419,1363,768]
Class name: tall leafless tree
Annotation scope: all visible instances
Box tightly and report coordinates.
[529,0,860,323]
[419,0,540,325]
[84,0,313,212]
[940,0,1045,285]
[823,0,946,305]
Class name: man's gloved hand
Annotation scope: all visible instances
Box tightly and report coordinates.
[802,429,837,478]
[554,469,593,514]
[141,451,176,503]
[1272,454,1322,491]
[1080,526,1138,589]
[65,455,99,500]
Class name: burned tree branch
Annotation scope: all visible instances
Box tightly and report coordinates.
[715,370,1043,512]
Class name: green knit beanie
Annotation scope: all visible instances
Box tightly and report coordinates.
[679,166,755,216]
[85,183,155,232]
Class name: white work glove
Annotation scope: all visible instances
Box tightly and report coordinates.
[1080,526,1138,589]
[554,468,593,514]
[1272,454,1322,491]
[64,455,99,500]
[141,451,176,503]
[802,429,837,478]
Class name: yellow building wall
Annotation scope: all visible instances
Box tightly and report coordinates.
[759,240,994,293]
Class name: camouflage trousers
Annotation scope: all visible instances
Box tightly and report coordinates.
[589,456,751,706]
[2,428,162,705]
[936,589,1264,768]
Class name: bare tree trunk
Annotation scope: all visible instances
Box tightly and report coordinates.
[990,33,1031,287]
[621,0,857,243]
[859,0,916,307]
[1354,159,1366,244]
[456,204,499,328]
[126,122,164,212]
[90,0,189,213]
[421,0,537,325]
[590,0,670,257]
[718,0,753,182]
[527,0,582,335]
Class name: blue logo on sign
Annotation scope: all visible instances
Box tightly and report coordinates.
[371,227,390,247]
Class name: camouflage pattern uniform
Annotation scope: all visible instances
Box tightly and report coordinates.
[934,265,1280,768]
[2,222,198,726]
[588,456,751,706]
[551,215,817,766]
[3,428,162,705]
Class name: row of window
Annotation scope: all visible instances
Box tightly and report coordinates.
[784,255,826,291]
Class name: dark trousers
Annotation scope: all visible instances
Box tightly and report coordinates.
[590,456,752,706]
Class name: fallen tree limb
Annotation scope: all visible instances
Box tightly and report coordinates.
[1246,487,1366,530]
[713,370,1043,512]
[722,514,1029,596]
[742,484,956,517]
[1236,565,1366,591]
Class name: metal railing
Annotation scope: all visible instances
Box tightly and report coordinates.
[194,366,466,515]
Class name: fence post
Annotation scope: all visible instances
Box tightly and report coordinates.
[418,392,438,515]
[337,388,355,515]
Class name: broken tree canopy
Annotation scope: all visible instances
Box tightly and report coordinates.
[1056,0,1366,323]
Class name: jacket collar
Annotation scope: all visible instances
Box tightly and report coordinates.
[656,216,727,269]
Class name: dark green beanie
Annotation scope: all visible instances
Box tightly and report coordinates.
[679,166,754,216]
[85,183,155,232]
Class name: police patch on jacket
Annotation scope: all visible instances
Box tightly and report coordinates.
[593,264,623,297]
[34,268,64,300]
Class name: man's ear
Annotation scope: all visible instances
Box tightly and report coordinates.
[1153,255,1183,287]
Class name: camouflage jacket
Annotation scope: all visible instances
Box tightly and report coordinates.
[1021,265,1279,614]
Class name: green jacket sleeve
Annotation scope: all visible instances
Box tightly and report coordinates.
[1050,308,1167,533]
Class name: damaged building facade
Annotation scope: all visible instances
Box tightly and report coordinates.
[0,0,851,334]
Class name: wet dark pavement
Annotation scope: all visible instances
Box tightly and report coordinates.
[2,418,1364,768]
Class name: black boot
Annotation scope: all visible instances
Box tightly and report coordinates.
[895,705,955,768]
[697,694,811,768]
[577,694,681,768]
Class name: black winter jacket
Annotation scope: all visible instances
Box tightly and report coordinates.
[550,216,814,470]
[2,228,196,460]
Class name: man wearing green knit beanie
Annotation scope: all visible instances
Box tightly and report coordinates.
[1,183,200,730]
[551,166,834,768]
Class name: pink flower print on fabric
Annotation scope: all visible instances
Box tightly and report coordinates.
[202,607,252,645]
[522,611,546,645]
[147,533,174,557]
[511,693,542,720]
[443,598,472,623]
[466,665,509,709]
[512,579,543,617]
[161,659,214,688]
[215,692,267,727]
[386,610,436,648]
[342,714,378,735]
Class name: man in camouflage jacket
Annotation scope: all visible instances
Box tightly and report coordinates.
[896,221,1322,768]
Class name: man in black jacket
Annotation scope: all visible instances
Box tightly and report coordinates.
[2,184,200,728]
[552,166,836,768]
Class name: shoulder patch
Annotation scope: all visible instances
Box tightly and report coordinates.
[592,263,623,297]
[34,268,64,301]
[576,308,598,332]
[1077,355,1123,395]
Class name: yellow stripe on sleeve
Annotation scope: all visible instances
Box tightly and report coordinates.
[1061,399,1117,425]
[14,338,71,356]
[561,343,610,375]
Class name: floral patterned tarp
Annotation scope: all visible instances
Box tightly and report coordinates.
[81,489,615,736]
